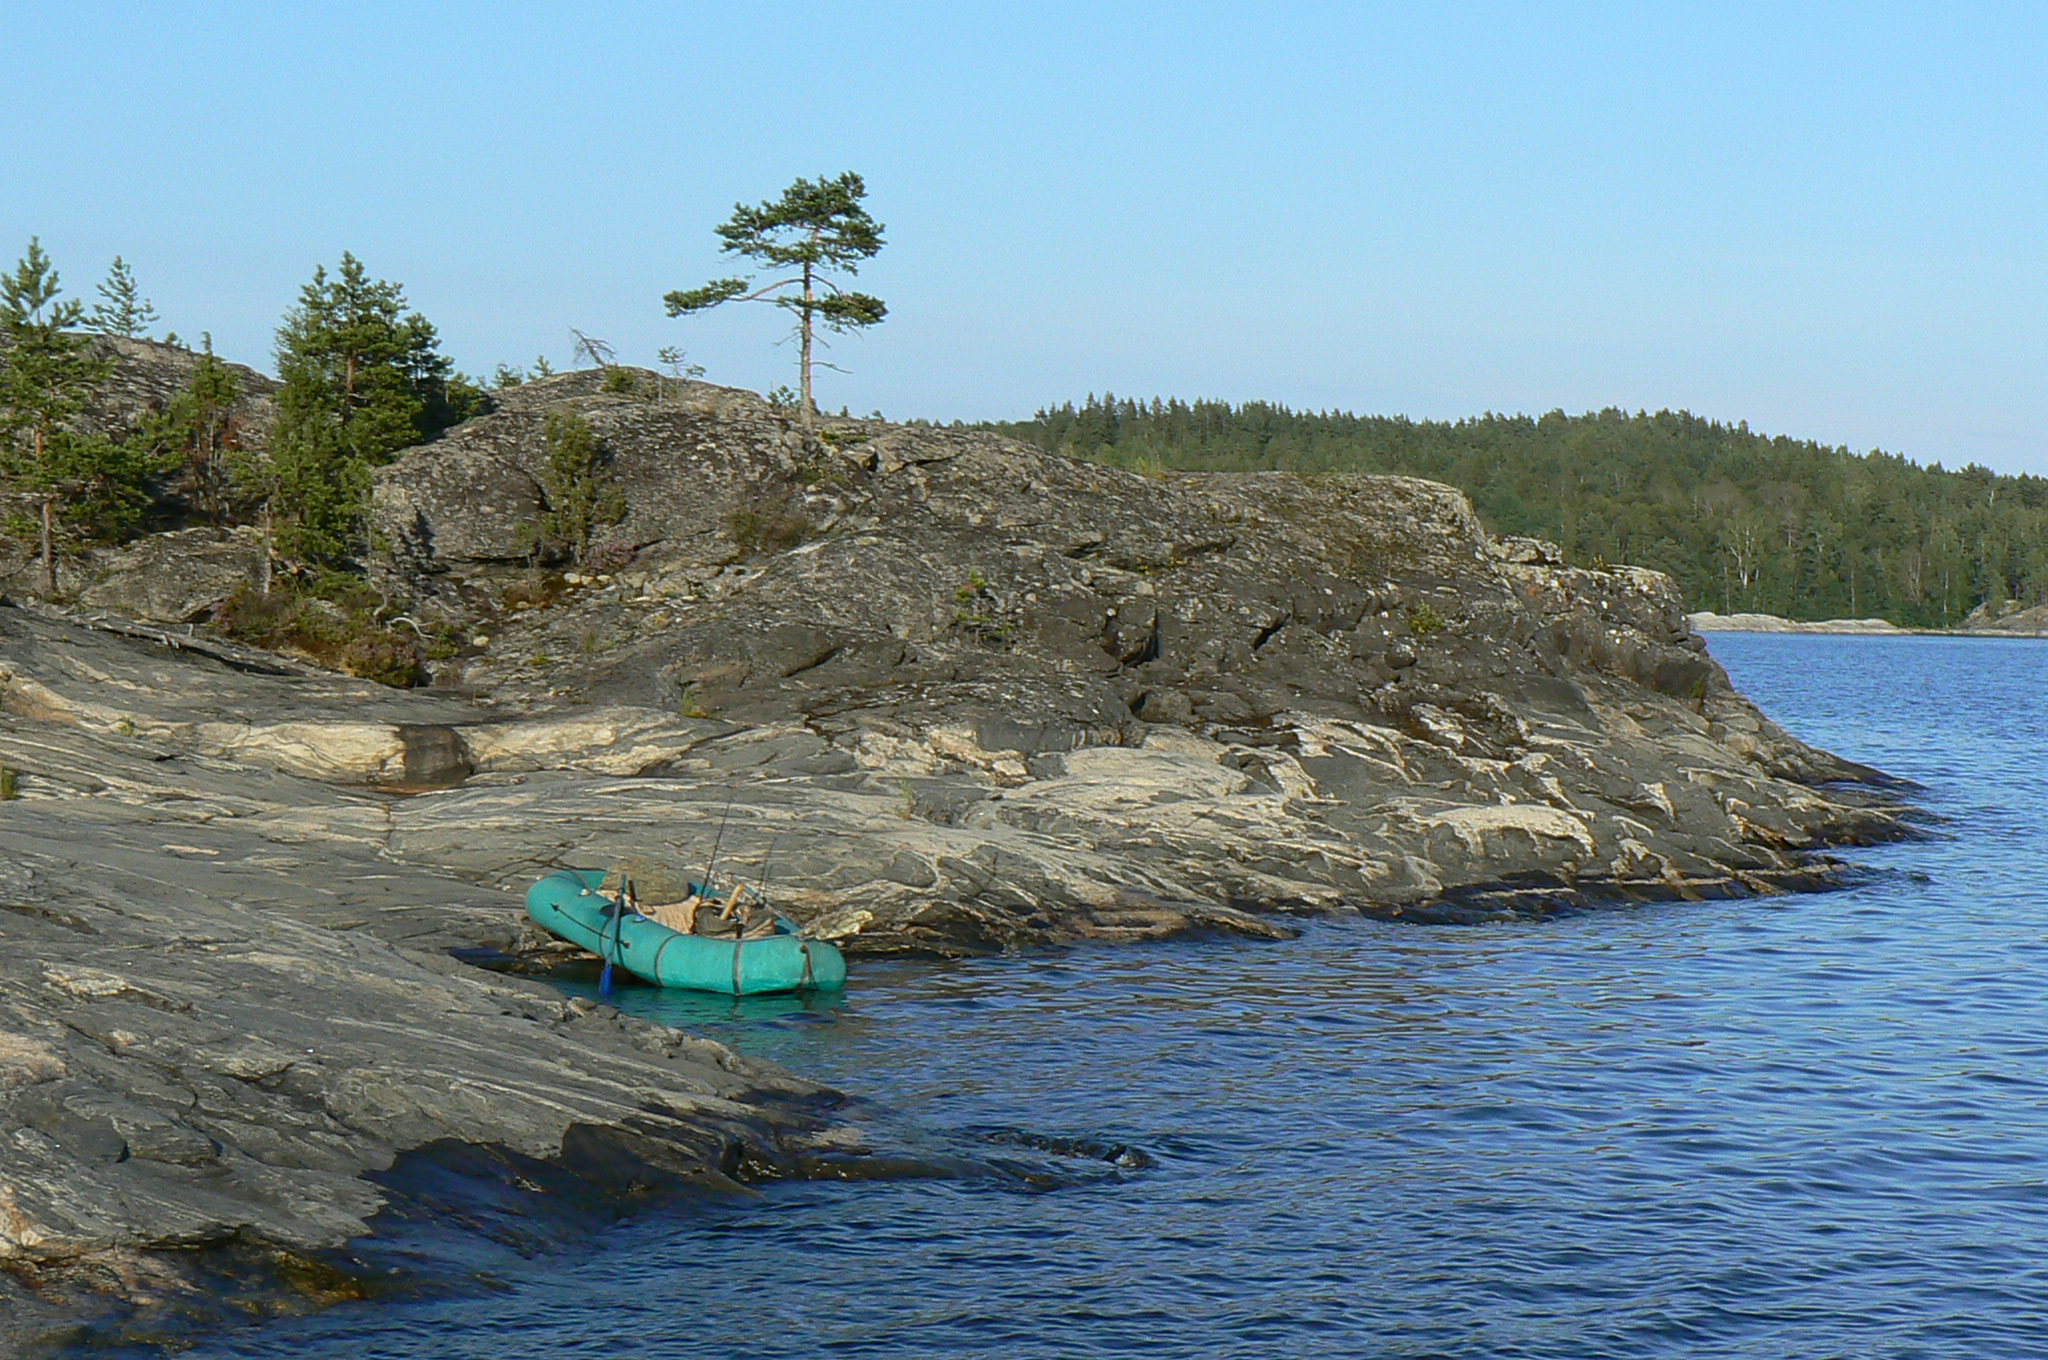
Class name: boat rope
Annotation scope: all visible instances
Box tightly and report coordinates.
[599,876,632,997]
[798,941,815,989]
[731,933,745,995]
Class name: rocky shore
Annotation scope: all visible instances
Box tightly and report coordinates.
[0,357,1916,1352]
[1688,611,1908,635]
[1690,606,2048,637]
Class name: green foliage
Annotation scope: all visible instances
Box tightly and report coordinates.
[261,253,464,568]
[0,765,17,800]
[135,341,243,524]
[655,345,704,381]
[88,256,160,339]
[665,172,886,424]
[1406,602,1446,635]
[520,410,626,566]
[988,396,2048,628]
[0,238,143,592]
[951,570,1010,644]
[212,577,428,687]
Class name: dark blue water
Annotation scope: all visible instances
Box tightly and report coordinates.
[178,635,2048,1358]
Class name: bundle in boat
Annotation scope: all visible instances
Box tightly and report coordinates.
[525,866,847,995]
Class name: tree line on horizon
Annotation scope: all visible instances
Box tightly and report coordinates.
[983,395,2048,627]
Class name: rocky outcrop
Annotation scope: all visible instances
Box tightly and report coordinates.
[0,372,1917,1347]
[64,336,279,449]
[1961,600,2048,636]
[358,376,1906,944]
[73,526,270,624]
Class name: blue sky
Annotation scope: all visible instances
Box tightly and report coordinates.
[3,2,2044,470]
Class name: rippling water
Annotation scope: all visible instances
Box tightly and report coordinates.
[174,635,2048,1359]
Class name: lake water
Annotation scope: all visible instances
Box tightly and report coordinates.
[166,634,2048,1359]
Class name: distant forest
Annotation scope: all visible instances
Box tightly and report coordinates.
[981,397,2048,627]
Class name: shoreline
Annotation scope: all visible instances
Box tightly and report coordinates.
[1689,610,2048,638]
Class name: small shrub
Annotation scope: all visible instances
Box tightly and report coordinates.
[339,632,425,688]
[601,367,639,394]
[213,581,426,687]
[951,571,1011,645]
[521,411,627,567]
[727,502,811,557]
[0,766,18,800]
[1406,602,1447,636]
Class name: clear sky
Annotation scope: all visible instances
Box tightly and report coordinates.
[3,2,2044,471]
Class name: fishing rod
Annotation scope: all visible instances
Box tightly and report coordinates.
[700,777,741,909]
[751,832,784,910]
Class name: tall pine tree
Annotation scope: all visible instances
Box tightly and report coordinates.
[664,172,886,431]
[260,254,471,571]
[0,239,129,594]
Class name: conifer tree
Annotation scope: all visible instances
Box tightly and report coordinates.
[520,410,625,565]
[88,256,159,339]
[138,338,242,524]
[664,172,886,431]
[260,254,470,571]
[0,238,127,594]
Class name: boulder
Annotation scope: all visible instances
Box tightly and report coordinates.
[75,526,266,623]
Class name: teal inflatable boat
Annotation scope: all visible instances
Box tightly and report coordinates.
[525,868,846,995]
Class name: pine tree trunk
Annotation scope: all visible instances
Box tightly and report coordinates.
[798,263,816,435]
[258,503,274,595]
[36,427,55,596]
[40,495,56,596]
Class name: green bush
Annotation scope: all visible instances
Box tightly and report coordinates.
[1406,602,1446,636]
[213,581,426,687]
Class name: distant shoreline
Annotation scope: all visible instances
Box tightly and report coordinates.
[1690,610,2048,638]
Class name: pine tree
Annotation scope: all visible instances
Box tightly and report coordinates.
[137,338,243,524]
[0,238,124,594]
[260,254,466,571]
[664,172,886,431]
[88,256,159,339]
[519,410,625,565]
